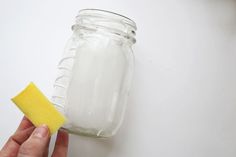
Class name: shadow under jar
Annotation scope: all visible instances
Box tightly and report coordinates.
[52,9,137,138]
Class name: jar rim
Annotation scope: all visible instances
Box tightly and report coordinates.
[78,9,137,30]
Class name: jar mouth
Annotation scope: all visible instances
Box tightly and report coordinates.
[73,9,137,43]
[78,9,137,29]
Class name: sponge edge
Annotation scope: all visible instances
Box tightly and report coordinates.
[11,82,66,135]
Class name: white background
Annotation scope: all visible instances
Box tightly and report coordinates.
[1,0,236,157]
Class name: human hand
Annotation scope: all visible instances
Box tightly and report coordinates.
[0,117,69,157]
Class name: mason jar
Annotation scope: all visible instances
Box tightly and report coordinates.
[52,9,137,137]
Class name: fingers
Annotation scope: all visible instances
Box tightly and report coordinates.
[1,116,34,157]
[17,125,50,157]
[51,129,69,157]
[1,126,35,157]
[16,116,33,132]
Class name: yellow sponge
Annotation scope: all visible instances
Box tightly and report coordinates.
[11,82,66,135]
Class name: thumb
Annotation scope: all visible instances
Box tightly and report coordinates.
[18,125,50,157]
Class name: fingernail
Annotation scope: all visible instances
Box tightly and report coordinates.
[33,125,48,138]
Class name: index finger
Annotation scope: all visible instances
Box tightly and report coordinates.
[1,126,35,157]
[0,116,35,156]
[16,116,34,132]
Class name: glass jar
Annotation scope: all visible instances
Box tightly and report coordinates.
[52,9,137,137]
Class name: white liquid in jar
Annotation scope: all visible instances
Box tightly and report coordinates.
[64,37,128,136]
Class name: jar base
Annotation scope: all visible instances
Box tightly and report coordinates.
[61,126,114,138]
